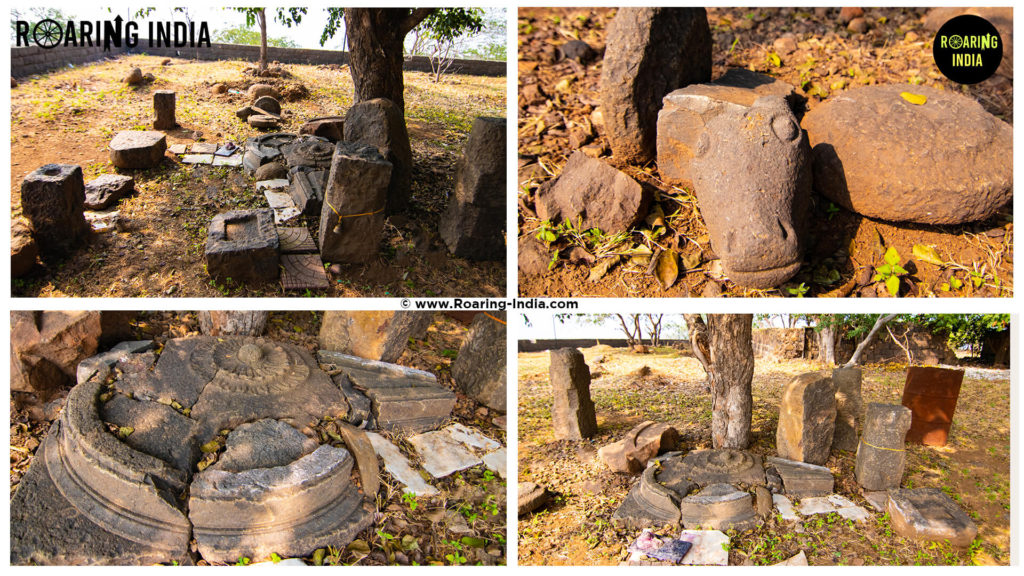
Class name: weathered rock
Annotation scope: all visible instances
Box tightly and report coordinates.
[598,421,679,474]
[214,419,317,472]
[100,394,200,472]
[328,372,371,425]
[754,485,772,517]
[679,483,760,531]
[902,366,964,446]
[409,427,485,478]
[243,133,297,175]
[253,95,282,115]
[451,311,507,412]
[689,96,810,288]
[766,456,834,497]
[439,116,507,260]
[559,39,596,63]
[660,449,766,487]
[657,68,801,187]
[125,67,143,84]
[344,98,412,213]
[317,350,455,433]
[482,447,507,478]
[11,311,102,401]
[798,494,870,522]
[777,372,836,465]
[773,494,799,521]
[887,488,978,547]
[109,131,167,169]
[518,234,550,276]
[20,164,90,255]
[599,7,712,163]
[153,90,176,130]
[518,482,549,516]
[11,219,39,277]
[76,340,154,385]
[300,116,345,141]
[335,421,380,499]
[281,134,334,170]
[318,140,393,263]
[855,403,912,490]
[550,348,598,440]
[236,105,255,120]
[253,161,288,181]
[249,114,281,129]
[613,460,686,527]
[803,84,1013,224]
[832,366,863,451]
[247,83,279,100]
[534,151,651,234]
[84,174,134,210]
[288,166,328,216]
[319,311,432,363]
[205,209,280,284]
[366,432,439,496]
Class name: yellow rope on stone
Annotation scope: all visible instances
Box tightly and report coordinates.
[325,201,385,220]
[861,440,905,452]
[483,312,506,325]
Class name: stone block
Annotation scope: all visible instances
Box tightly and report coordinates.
[766,456,834,497]
[856,403,912,490]
[280,253,330,291]
[832,366,863,451]
[902,366,964,446]
[288,166,328,216]
[319,311,432,363]
[598,421,679,474]
[777,372,836,465]
[451,311,507,412]
[518,482,549,516]
[550,348,598,440]
[662,449,766,488]
[205,209,279,284]
[344,98,412,213]
[109,131,167,169]
[153,90,176,130]
[300,116,345,141]
[887,488,978,547]
[20,164,89,255]
[84,174,134,211]
[318,141,392,264]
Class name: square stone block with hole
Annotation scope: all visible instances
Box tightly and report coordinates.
[20,163,90,255]
[205,209,279,284]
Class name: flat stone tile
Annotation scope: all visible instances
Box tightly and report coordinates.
[280,253,329,291]
[365,432,438,497]
[211,155,242,167]
[277,227,318,254]
[168,144,188,155]
[409,429,482,478]
[190,142,218,154]
[482,448,506,478]
[181,154,214,164]
[676,530,729,566]
[798,494,870,523]
[256,178,290,191]
[447,422,501,451]
[773,494,800,521]
[264,190,301,224]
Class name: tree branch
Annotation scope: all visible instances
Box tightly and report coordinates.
[844,314,897,366]
[399,8,436,35]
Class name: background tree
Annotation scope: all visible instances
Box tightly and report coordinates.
[234,8,307,74]
[214,26,298,49]
[684,314,754,449]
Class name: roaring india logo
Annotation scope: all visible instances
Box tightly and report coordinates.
[932,14,1002,84]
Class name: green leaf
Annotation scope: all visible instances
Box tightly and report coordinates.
[312,549,326,566]
[767,51,781,67]
[876,264,892,276]
[269,553,282,564]
[912,244,944,266]
[886,275,901,296]
[871,273,884,283]
[347,539,371,562]
[950,276,963,290]
[892,265,908,275]
[461,537,487,548]
[883,246,901,266]
[536,229,556,243]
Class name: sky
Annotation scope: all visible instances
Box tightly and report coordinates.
[519,314,691,341]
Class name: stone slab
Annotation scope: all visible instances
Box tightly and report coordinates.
[366,431,439,496]
[168,144,188,155]
[181,154,214,164]
[864,491,889,512]
[450,311,507,412]
[214,418,317,472]
[518,482,549,516]
[109,130,167,169]
[256,178,290,191]
[447,422,501,451]
[264,190,301,224]
[777,372,836,465]
[212,154,243,167]
[773,494,799,521]
[773,551,808,566]
[661,449,766,488]
[887,488,978,547]
[409,426,486,478]
[191,142,218,154]
[335,422,380,499]
[277,227,318,254]
[677,530,729,566]
[483,447,507,478]
[767,456,834,497]
[280,253,330,291]
[798,494,870,523]
[679,483,759,531]
[77,340,155,385]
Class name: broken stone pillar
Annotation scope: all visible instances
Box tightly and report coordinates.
[451,311,507,412]
[20,164,90,256]
[549,348,598,440]
[679,483,760,531]
[855,403,912,490]
[660,449,766,487]
[598,421,679,474]
[300,116,345,141]
[153,90,176,130]
[439,116,507,261]
[318,141,392,264]
[766,456,834,497]
[288,166,327,216]
[319,311,432,363]
[887,488,978,547]
[281,135,334,170]
[902,366,964,446]
[198,311,269,336]
[109,130,167,169]
[776,372,836,465]
[10,311,102,404]
[599,7,712,164]
[204,209,279,284]
[831,366,863,451]
[344,98,412,213]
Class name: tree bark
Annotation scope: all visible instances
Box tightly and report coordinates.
[344,8,434,111]
[257,9,268,73]
[818,325,837,365]
[685,314,754,449]
[199,311,269,337]
[844,314,897,367]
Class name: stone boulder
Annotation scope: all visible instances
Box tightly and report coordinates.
[253,95,282,115]
[803,84,1012,224]
[550,348,598,440]
[11,219,39,277]
[599,7,712,164]
[109,131,167,169]
[451,312,507,412]
[534,151,651,234]
[124,67,143,84]
[831,366,863,451]
[319,311,433,364]
[344,98,412,213]
[887,488,978,547]
[85,174,134,211]
[518,482,549,516]
[776,372,836,465]
[253,161,287,181]
[598,421,679,474]
[856,403,912,490]
[247,83,279,100]
[20,164,90,256]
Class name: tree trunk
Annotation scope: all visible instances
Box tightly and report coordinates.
[257,9,268,73]
[685,314,754,449]
[844,314,897,367]
[199,311,269,337]
[344,8,433,111]
[819,325,837,365]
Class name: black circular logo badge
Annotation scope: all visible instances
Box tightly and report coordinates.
[33,19,64,49]
[933,14,1002,84]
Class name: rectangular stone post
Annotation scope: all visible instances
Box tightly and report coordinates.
[153,90,176,130]
[319,141,392,264]
[776,372,836,465]
[550,348,597,440]
[20,164,89,255]
[831,366,863,451]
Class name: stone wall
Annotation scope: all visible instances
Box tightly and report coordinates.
[518,339,689,352]
[751,328,807,360]
[752,325,956,366]
[11,42,506,78]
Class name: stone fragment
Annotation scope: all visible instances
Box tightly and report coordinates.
[855,403,912,490]
[902,366,964,446]
[11,220,39,277]
[277,226,318,254]
[181,154,213,165]
[236,105,255,120]
[77,340,154,385]
[300,116,345,141]
[798,494,870,522]
[613,460,686,527]
[153,90,176,130]
[366,432,439,496]
[264,189,302,224]
[599,7,712,163]
[20,164,90,255]
[679,483,759,531]
[319,311,432,363]
[249,114,281,129]
[288,166,328,216]
[214,419,317,472]
[101,394,200,472]
[774,551,808,566]
[657,68,801,187]
[662,449,766,487]
[439,116,507,260]
[255,178,289,191]
[212,154,242,167]
[409,429,484,478]
[344,98,412,213]
[534,151,651,235]
[518,234,550,276]
[831,366,863,451]
[766,456,834,497]
[451,311,507,412]
[248,83,279,100]
[689,95,810,288]
[518,482,549,516]
[598,421,679,474]
[11,311,102,400]
[281,135,334,170]
[125,67,143,84]
[109,131,167,169]
[317,350,455,433]
[190,142,218,155]
[168,143,188,155]
[803,84,1013,224]
[318,140,392,263]
[254,161,288,181]
[335,421,380,499]
[773,494,799,521]
[253,95,281,115]
[482,447,507,478]
[777,372,836,465]
[280,253,330,290]
[863,491,889,512]
[328,373,371,426]
[550,348,598,440]
[84,174,134,210]
[676,530,729,566]
[205,209,280,284]
[887,488,978,547]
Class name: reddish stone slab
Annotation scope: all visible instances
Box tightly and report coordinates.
[902,366,964,446]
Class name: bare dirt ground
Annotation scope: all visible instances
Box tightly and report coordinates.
[11,55,506,298]
[517,7,1012,298]
[517,346,1010,566]
[10,311,507,566]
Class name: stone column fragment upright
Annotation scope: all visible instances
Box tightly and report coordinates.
[451,312,507,412]
[20,164,90,256]
[318,141,392,264]
[855,402,912,490]
[343,98,411,213]
[831,366,864,451]
[153,90,176,130]
[319,311,432,363]
[776,372,836,465]
[549,348,597,440]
